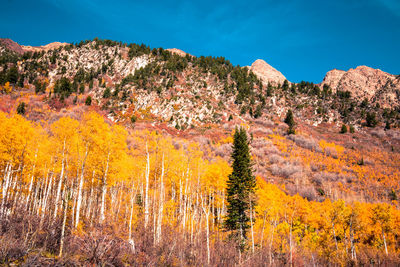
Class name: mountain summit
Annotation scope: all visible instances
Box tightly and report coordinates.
[249,59,287,85]
[321,65,398,108]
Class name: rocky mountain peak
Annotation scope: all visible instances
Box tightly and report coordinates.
[321,69,346,90]
[321,65,396,101]
[21,42,69,53]
[166,48,188,57]
[249,59,287,85]
[0,38,25,54]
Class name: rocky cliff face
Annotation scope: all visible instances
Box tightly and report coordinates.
[321,66,398,106]
[321,69,346,91]
[249,59,287,85]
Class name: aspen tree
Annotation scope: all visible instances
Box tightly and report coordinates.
[201,194,211,265]
[144,142,150,229]
[156,153,165,244]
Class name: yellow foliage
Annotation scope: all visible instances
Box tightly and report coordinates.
[2,82,12,93]
[0,110,399,264]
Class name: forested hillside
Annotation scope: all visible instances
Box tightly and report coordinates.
[0,38,400,265]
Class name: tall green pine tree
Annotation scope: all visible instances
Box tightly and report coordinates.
[285,109,296,135]
[225,127,256,251]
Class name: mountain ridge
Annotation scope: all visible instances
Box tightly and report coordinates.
[3,37,399,95]
[0,38,399,130]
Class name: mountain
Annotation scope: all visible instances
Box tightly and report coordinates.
[249,59,287,85]
[321,65,399,108]
[0,38,399,129]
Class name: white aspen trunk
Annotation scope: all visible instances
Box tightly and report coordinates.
[144,143,150,229]
[350,221,356,260]
[71,179,76,227]
[190,202,196,244]
[59,194,69,257]
[5,171,15,216]
[26,169,35,209]
[11,168,20,211]
[289,218,293,267]
[171,182,175,202]
[260,211,267,249]
[42,173,53,221]
[1,163,11,216]
[54,140,66,219]
[383,229,388,255]
[32,179,40,215]
[201,195,210,266]
[26,150,38,209]
[115,184,123,221]
[332,222,339,251]
[87,170,95,224]
[128,186,137,253]
[250,197,255,254]
[156,153,165,244]
[182,168,189,233]
[179,178,182,216]
[38,170,50,216]
[100,152,110,223]
[211,190,215,230]
[153,178,157,245]
[75,173,84,228]
[75,147,88,228]
[269,219,277,265]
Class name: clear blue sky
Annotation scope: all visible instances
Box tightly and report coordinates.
[1,0,399,82]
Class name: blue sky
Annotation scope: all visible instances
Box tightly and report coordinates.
[1,0,399,82]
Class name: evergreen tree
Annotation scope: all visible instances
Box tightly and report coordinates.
[6,66,19,84]
[284,109,296,135]
[385,121,391,130]
[253,105,262,118]
[366,112,377,127]
[103,87,111,98]
[225,127,256,251]
[131,115,137,124]
[85,96,92,106]
[266,83,273,97]
[282,79,289,91]
[79,83,85,94]
[16,102,26,115]
[340,124,348,134]
[54,77,72,98]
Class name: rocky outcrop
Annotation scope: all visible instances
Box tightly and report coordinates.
[321,69,346,91]
[0,38,68,54]
[321,66,398,105]
[0,38,25,54]
[166,48,188,57]
[372,75,400,108]
[249,59,287,85]
[22,42,68,53]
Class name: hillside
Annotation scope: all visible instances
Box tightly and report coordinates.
[0,38,400,265]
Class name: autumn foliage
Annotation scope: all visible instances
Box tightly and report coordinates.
[0,111,399,265]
